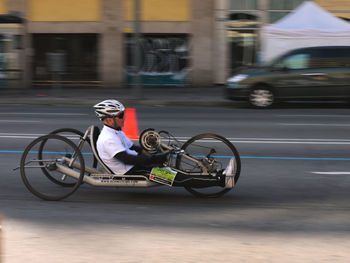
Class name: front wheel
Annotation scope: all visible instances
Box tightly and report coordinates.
[175,134,241,198]
[249,87,274,108]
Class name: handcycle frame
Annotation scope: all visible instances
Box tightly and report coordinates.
[20,125,241,200]
[53,126,159,188]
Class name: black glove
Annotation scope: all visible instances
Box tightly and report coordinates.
[150,153,168,165]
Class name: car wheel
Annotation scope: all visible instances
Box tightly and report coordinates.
[249,88,274,108]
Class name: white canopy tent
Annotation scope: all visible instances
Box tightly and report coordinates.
[260,1,350,62]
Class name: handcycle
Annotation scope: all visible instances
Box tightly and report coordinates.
[19,126,241,200]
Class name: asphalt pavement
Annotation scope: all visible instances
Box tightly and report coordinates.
[0,86,232,107]
[2,105,350,262]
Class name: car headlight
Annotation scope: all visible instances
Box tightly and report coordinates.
[227,74,248,83]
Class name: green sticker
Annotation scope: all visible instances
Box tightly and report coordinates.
[150,167,177,186]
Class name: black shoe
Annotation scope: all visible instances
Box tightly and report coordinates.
[216,172,226,187]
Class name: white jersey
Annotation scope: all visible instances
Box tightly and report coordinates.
[96,125,138,174]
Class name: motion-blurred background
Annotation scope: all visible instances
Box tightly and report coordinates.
[0,0,349,91]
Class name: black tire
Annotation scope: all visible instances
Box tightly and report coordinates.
[50,128,84,138]
[249,87,275,108]
[20,134,85,201]
[175,134,241,198]
[48,128,97,178]
[38,128,83,186]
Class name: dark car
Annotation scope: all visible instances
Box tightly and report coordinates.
[225,46,350,108]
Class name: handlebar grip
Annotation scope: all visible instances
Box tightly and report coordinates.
[159,143,173,151]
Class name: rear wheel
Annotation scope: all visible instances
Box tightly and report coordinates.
[50,128,84,138]
[249,87,274,108]
[175,134,241,198]
[20,134,85,201]
[42,128,84,186]
[49,128,97,169]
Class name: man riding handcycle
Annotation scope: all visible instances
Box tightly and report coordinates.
[19,99,241,200]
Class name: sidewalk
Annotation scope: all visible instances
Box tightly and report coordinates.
[0,86,232,107]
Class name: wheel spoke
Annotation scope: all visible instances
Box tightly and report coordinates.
[49,128,97,170]
[20,134,85,201]
[250,89,274,108]
[176,134,241,198]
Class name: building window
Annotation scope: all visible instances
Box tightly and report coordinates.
[269,0,304,10]
[226,0,259,73]
[125,34,190,86]
[32,34,98,83]
[229,0,257,10]
[268,0,304,23]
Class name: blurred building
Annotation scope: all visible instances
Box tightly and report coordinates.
[0,0,349,89]
[216,0,350,83]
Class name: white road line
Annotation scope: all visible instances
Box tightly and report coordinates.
[3,134,348,141]
[0,136,43,139]
[279,114,350,118]
[280,123,350,127]
[227,140,350,145]
[0,133,80,139]
[176,139,350,145]
[311,172,350,175]
[0,113,87,116]
[174,137,350,144]
[0,135,80,139]
[170,137,350,142]
[0,133,45,136]
[1,134,350,145]
[0,120,41,123]
[0,135,350,145]
[228,138,350,142]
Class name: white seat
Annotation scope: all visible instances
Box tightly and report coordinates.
[89,125,113,174]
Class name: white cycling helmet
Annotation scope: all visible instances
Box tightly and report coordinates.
[93,99,125,120]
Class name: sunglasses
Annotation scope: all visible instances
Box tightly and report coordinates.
[115,111,125,119]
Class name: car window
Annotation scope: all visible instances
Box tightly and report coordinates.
[310,48,350,68]
[273,53,310,70]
